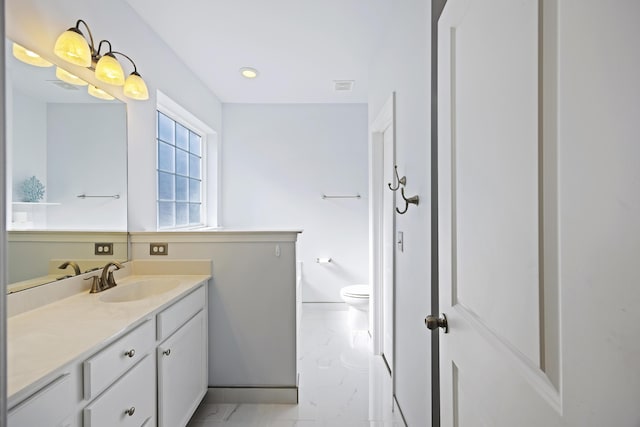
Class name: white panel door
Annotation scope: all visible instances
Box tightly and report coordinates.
[437,0,640,425]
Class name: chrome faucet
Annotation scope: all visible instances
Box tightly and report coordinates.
[86,262,124,293]
[58,261,81,276]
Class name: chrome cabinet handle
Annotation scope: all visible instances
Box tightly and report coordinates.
[163,349,171,356]
[125,407,135,416]
[124,349,135,358]
[425,313,449,333]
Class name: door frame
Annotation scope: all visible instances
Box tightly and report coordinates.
[1,5,7,423]
[369,92,396,360]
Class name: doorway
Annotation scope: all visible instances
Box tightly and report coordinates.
[370,93,396,374]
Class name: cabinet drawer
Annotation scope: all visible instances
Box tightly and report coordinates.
[84,355,155,427]
[157,284,205,341]
[8,373,75,427]
[84,319,154,400]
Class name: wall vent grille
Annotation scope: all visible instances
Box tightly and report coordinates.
[334,80,354,92]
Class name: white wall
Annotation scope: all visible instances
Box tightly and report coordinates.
[6,0,223,232]
[221,104,369,302]
[368,1,432,426]
[46,103,127,230]
[129,231,298,390]
[10,91,47,202]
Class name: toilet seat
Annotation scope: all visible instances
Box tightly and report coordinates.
[340,285,370,332]
[341,285,370,299]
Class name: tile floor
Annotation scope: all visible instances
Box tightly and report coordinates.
[187,303,405,426]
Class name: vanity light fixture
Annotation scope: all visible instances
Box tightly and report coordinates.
[88,84,115,101]
[54,19,149,100]
[240,67,259,79]
[12,43,53,67]
[55,67,88,86]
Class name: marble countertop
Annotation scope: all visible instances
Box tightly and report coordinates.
[7,273,210,407]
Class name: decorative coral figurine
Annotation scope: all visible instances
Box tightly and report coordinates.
[21,176,45,202]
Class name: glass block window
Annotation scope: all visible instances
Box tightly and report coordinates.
[157,111,203,228]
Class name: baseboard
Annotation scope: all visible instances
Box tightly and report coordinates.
[205,386,298,404]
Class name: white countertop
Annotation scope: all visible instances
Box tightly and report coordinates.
[7,273,210,406]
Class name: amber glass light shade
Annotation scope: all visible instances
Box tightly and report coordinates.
[55,67,88,86]
[88,84,115,100]
[95,53,125,85]
[123,72,149,100]
[12,43,53,67]
[54,28,92,67]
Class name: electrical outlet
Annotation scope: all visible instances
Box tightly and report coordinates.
[95,243,114,255]
[150,243,169,256]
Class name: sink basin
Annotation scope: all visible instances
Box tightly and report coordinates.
[99,279,180,303]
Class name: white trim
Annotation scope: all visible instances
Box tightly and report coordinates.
[7,231,127,243]
[204,386,298,404]
[1,4,8,421]
[129,230,301,243]
[369,93,396,360]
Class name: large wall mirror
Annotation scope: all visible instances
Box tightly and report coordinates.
[5,40,128,293]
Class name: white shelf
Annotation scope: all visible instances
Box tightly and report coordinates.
[12,202,61,206]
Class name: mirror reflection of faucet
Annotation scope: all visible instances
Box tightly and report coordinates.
[58,261,81,276]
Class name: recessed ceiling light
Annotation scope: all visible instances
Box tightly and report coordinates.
[240,67,259,79]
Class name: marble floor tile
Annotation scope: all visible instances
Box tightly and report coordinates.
[188,303,405,427]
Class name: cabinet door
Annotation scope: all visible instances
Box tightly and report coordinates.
[158,310,207,427]
[8,373,75,427]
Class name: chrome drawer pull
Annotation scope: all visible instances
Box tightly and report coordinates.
[125,406,135,416]
[124,349,136,358]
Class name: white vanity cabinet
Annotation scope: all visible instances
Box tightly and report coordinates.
[8,277,209,427]
[157,285,208,427]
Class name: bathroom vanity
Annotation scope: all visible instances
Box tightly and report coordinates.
[7,230,301,427]
[7,261,210,427]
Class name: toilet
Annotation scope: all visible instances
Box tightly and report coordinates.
[340,284,370,331]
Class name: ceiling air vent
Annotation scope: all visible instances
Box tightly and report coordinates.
[334,80,354,92]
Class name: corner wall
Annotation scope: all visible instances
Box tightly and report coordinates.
[368,1,432,425]
[221,104,369,302]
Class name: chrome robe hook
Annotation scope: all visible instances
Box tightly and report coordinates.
[388,166,407,191]
[396,187,419,214]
